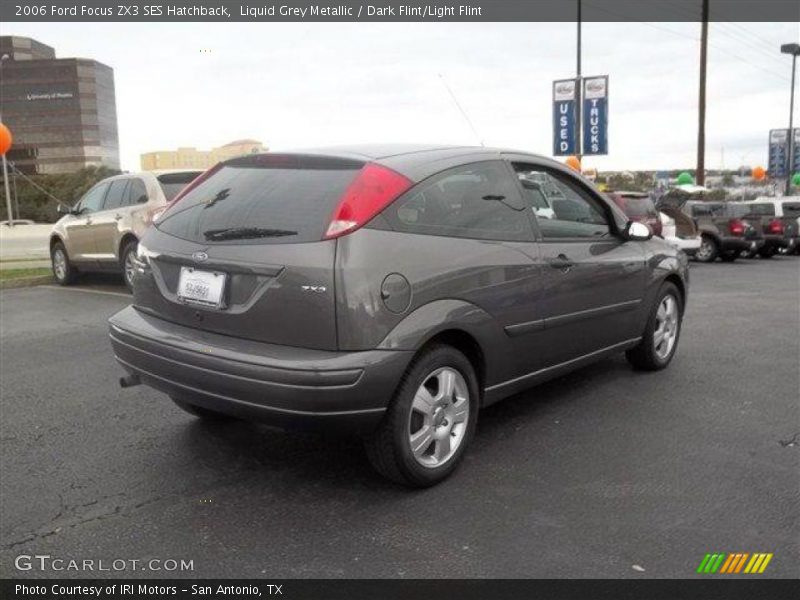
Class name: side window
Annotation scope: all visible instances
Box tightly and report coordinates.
[382,161,532,242]
[75,183,109,214]
[126,179,149,206]
[102,179,130,211]
[513,164,609,239]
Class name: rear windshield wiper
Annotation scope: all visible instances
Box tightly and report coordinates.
[203,227,298,241]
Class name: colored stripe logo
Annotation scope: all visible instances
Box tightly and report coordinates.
[697,552,773,574]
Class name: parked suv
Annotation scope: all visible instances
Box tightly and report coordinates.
[738,198,800,256]
[109,146,689,486]
[50,170,202,290]
[681,200,754,262]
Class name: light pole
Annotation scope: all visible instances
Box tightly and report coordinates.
[1,53,12,226]
[781,43,800,195]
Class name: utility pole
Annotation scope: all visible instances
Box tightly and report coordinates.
[575,0,582,160]
[0,54,12,226]
[781,44,799,194]
[696,0,709,186]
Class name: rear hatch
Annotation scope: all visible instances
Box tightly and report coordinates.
[134,154,366,351]
[660,206,697,238]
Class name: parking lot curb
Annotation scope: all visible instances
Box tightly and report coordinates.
[0,274,54,290]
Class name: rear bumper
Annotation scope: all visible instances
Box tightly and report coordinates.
[718,237,752,253]
[762,234,790,250]
[108,306,413,434]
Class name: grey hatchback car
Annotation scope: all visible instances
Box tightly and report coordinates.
[109,145,689,486]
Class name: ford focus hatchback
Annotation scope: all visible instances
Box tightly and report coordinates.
[109,145,689,486]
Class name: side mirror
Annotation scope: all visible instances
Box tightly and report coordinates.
[625,220,652,241]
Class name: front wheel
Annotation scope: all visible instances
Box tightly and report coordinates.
[51,241,77,285]
[365,345,479,487]
[626,282,683,371]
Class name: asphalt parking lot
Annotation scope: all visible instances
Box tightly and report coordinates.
[1,259,798,579]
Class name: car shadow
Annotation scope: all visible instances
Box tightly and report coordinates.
[171,355,639,491]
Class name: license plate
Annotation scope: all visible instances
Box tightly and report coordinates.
[177,266,226,308]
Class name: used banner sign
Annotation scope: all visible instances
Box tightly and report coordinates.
[552,79,577,156]
[582,75,609,156]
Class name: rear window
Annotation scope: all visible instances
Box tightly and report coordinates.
[157,172,203,202]
[156,155,362,244]
[728,203,775,218]
[783,203,800,217]
[690,203,726,217]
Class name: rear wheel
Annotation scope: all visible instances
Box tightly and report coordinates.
[719,250,740,262]
[171,397,235,421]
[695,235,718,263]
[51,241,76,285]
[365,345,479,487]
[626,282,683,371]
[758,246,776,259]
[120,239,138,292]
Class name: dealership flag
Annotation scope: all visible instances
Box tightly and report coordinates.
[582,76,609,156]
[552,79,578,156]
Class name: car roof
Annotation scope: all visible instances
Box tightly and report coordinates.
[247,144,573,183]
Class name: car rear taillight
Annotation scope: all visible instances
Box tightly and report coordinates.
[324,163,412,239]
[728,218,745,236]
[767,219,784,234]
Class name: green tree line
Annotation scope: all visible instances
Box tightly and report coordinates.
[1,166,120,223]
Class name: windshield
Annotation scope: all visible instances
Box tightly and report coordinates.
[155,155,362,244]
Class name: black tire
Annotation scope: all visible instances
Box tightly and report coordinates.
[119,239,138,292]
[171,396,235,421]
[364,344,479,487]
[719,250,740,262]
[695,235,718,263]
[51,241,77,285]
[758,246,776,259]
[626,282,683,371]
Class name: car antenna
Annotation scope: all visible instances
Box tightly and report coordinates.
[438,73,485,147]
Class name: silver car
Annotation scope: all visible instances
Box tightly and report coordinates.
[50,170,201,290]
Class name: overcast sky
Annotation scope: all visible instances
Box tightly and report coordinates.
[4,20,798,171]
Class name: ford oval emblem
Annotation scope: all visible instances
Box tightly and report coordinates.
[192,251,208,262]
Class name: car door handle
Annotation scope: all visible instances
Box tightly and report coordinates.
[548,254,574,272]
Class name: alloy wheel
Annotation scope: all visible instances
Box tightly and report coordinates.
[53,249,67,281]
[407,367,470,468]
[124,249,137,287]
[654,294,679,360]
[696,239,713,261]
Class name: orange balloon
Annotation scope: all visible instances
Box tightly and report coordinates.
[0,123,11,155]
[565,156,581,171]
[751,166,766,181]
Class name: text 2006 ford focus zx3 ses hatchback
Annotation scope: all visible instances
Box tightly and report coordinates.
[109,145,688,486]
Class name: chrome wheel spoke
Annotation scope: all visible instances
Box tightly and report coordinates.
[437,369,456,401]
[433,434,451,462]
[412,387,436,416]
[451,402,469,425]
[410,426,434,458]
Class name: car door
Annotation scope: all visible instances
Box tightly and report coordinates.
[91,178,130,262]
[509,160,647,367]
[361,160,545,384]
[63,182,110,262]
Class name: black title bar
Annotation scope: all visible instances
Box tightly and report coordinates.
[2,0,799,22]
[3,579,800,600]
